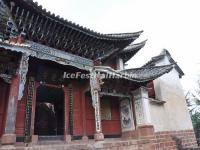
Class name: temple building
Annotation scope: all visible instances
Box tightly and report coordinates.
[0,0,198,149]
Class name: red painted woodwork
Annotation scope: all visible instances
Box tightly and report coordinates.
[81,90,87,136]
[31,81,39,136]
[4,75,20,134]
[85,95,95,136]
[102,59,117,70]
[64,86,69,136]
[108,60,117,70]
[72,83,83,136]
[13,72,121,138]
[147,81,155,99]
[85,96,121,136]
[15,78,38,136]
[14,77,74,137]
[15,82,29,136]
[101,99,121,136]
[0,80,9,137]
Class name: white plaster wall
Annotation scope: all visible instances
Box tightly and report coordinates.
[150,56,193,132]
[116,58,124,70]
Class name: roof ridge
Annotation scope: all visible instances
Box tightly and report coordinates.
[105,31,143,37]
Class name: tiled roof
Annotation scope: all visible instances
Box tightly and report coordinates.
[19,0,143,40]
[142,49,184,78]
[95,64,173,82]
[120,65,173,82]
[0,0,143,60]
[119,40,147,62]
[143,55,165,67]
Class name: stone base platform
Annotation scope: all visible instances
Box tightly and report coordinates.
[0,130,198,150]
[0,138,139,150]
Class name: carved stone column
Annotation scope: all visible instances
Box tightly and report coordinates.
[132,87,154,137]
[90,70,104,141]
[120,98,136,139]
[1,75,20,145]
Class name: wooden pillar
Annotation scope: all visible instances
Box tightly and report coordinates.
[64,86,68,136]
[90,70,104,141]
[81,91,88,142]
[1,75,20,145]
[1,53,29,144]
[64,85,71,143]
[23,77,36,143]
[81,93,86,135]
[132,87,154,137]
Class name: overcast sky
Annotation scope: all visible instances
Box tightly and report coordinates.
[34,0,200,91]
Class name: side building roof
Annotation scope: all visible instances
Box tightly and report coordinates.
[143,49,184,78]
[120,65,173,82]
[95,64,173,83]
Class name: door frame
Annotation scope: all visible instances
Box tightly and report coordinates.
[30,81,68,138]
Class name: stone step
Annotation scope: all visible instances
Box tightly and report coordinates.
[38,135,64,141]
[37,140,65,145]
[0,143,92,150]
[0,139,139,150]
[37,136,65,145]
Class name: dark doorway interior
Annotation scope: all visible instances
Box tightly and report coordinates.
[34,86,64,136]
[0,80,9,137]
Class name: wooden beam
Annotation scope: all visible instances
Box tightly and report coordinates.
[99,91,131,98]
[0,40,94,70]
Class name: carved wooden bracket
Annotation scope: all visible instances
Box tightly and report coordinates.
[0,73,12,84]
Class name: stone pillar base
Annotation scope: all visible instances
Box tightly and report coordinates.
[1,134,16,145]
[137,125,154,137]
[31,135,38,144]
[94,133,104,141]
[122,130,138,139]
[65,135,72,143]
[82,136,89,142]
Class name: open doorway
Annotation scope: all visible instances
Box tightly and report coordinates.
[34,85,64,136]
[0,79,9,138]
